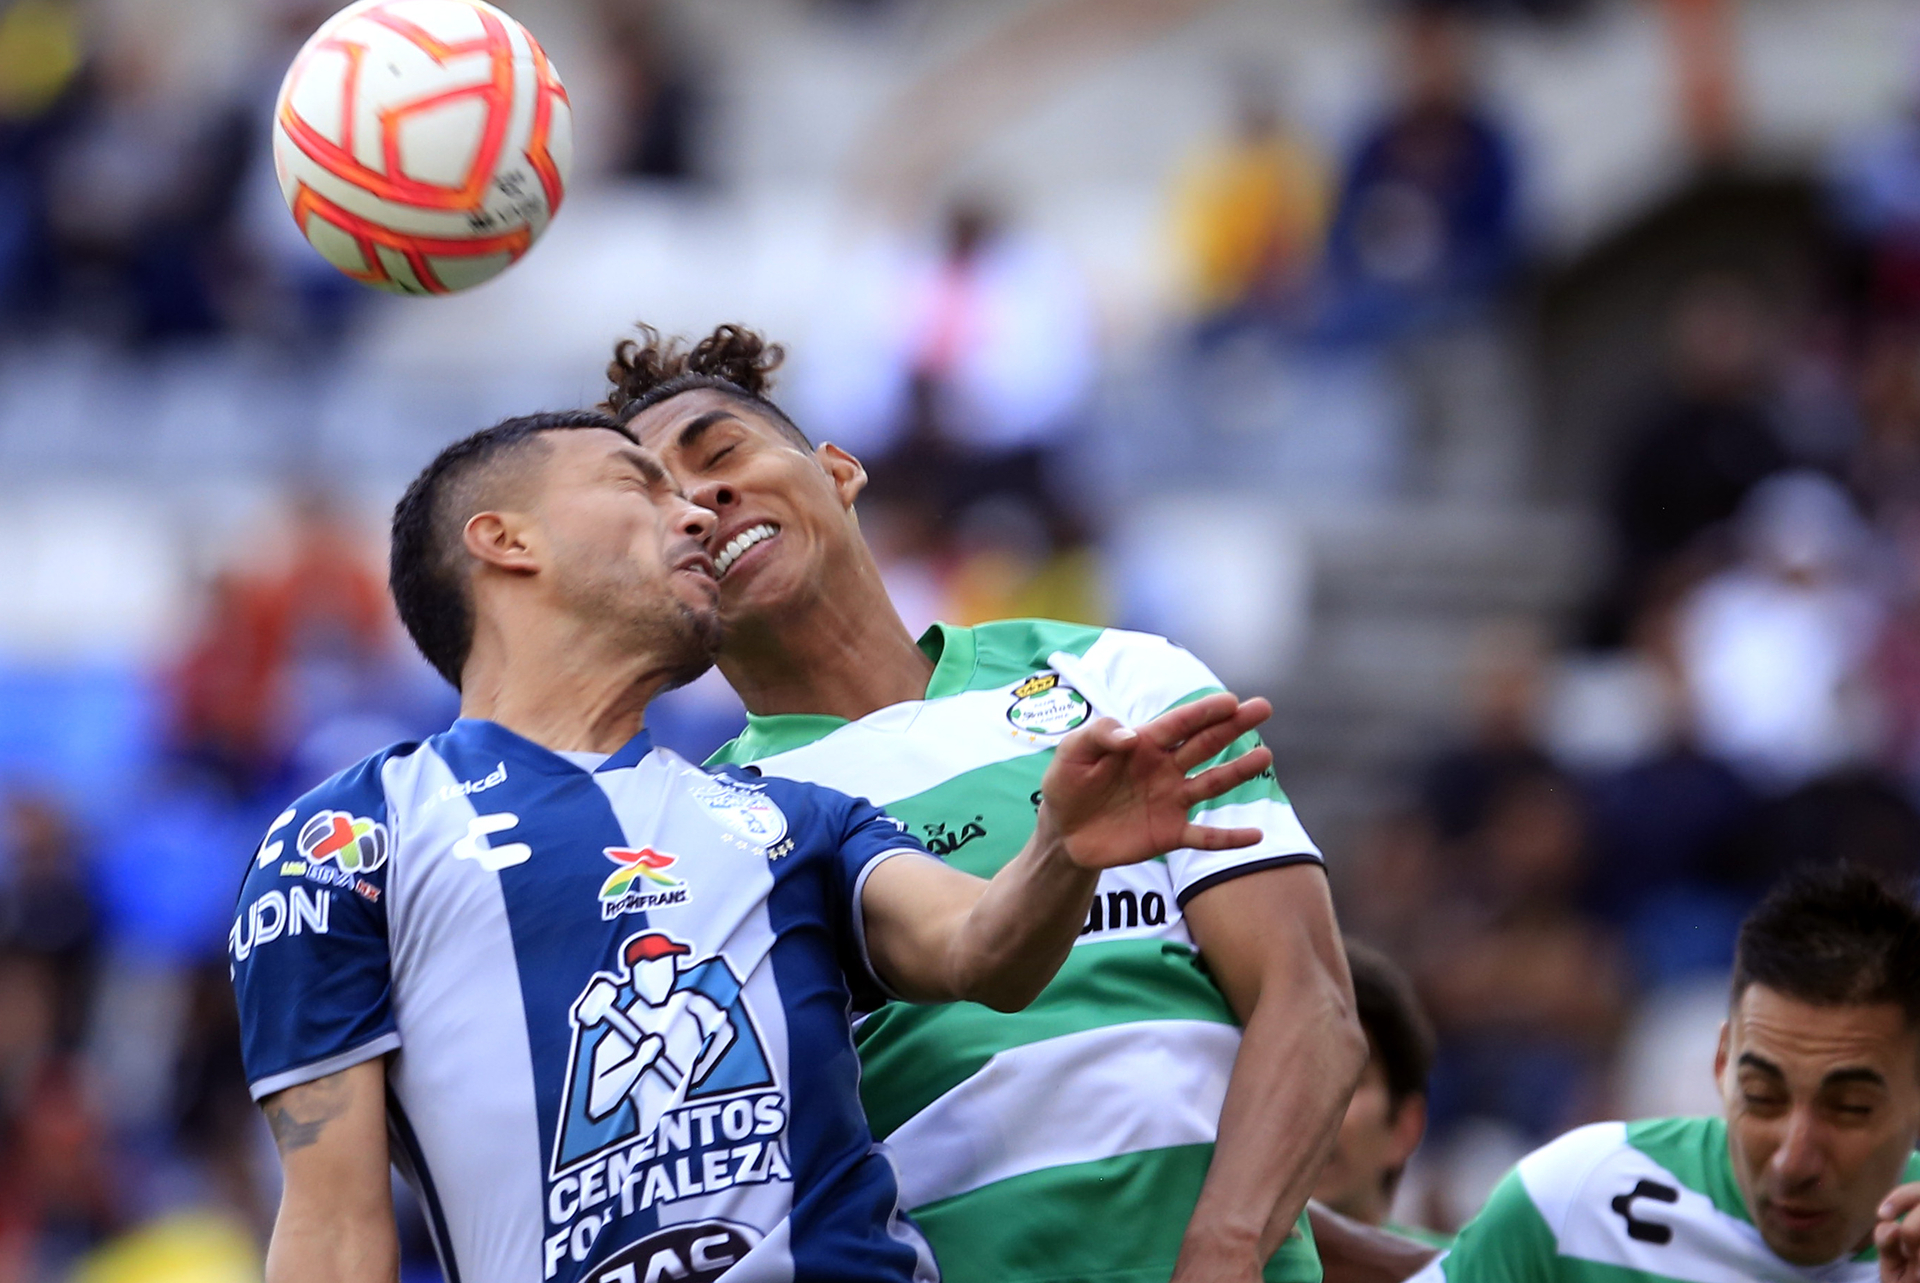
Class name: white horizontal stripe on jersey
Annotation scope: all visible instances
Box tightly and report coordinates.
[744,686,1063,806]
[882,1019,1241,1209]
[1520,1123,1875,1283]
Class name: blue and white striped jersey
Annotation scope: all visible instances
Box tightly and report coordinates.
[229,717,940,1283]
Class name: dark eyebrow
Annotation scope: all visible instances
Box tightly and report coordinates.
[1737,1052,1786,1079]
[676,409,741,454]
[1821,1067,1889,1091]
[613,447,670,489]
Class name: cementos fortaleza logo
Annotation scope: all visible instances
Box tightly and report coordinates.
[297,810,390,874]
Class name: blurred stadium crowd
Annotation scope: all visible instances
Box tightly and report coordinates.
[3,0,1920,1277]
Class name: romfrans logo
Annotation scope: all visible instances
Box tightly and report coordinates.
[598,847,689,919]
[454,813,532,871]
[438,761,507,802]
[1007,671,1089,736]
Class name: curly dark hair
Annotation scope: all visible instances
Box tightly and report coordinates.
[601,323,811,448]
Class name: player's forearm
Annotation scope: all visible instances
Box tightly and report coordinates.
[266,1205,401,1283]
[945,802,1100,1011]
[1173,964,1367,1280]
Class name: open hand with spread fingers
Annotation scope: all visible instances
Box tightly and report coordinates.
[1879,1182,1920,1283]
[1039,690,1274,870]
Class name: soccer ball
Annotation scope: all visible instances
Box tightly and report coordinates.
[271,0,572,296]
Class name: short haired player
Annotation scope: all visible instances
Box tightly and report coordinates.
[607,326,1372,1283]
[1415,868,1920,1283]
[227,410,1278,1283]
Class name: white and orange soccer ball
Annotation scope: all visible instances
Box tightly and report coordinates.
[271,0,572,295]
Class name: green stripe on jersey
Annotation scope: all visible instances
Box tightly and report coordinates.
[910,1145,1322,1283]
[711,620,1323,1283]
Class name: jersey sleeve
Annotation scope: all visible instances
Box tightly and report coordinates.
[1057,628,1323,908]
[1431,1169,1563,1283]
[828,791,937,1002]
[229,752,402,1101]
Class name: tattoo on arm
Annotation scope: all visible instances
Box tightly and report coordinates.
[263,1073,353,1154]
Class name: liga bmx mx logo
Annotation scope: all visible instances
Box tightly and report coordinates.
[296,810,389,873]
[1007,672,1090,735]
[551,930,775,1176]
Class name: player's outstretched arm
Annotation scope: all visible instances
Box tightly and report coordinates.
[1879,1182,1920,1283]
[261,1059,399,1283]
[863,692,1273,1011]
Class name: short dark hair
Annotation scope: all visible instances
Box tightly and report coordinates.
[389,410,632,689]
[1347,939,1435,1113]
[1732,866,1920,1026]
[601,323,811,448]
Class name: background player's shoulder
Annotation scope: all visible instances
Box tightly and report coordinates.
[1511,1121,1635,1232]
[966,617,1108,674]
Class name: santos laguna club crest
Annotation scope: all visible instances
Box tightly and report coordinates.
[1007,672,1090,735]
[552,929,775,1176]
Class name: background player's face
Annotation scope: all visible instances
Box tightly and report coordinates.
[630,390,865,632]
[1715,985,1920,1265]
[1310,1055,1425,1224]
[513,430,722,679]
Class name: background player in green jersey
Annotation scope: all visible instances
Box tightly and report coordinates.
[1313,943,1449,1251]
[600,323,1376,1283]
[1416,868,1920,1283]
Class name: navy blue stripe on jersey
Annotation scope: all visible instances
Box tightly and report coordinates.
[390,1086,464,1283]
[764,794,926,1283]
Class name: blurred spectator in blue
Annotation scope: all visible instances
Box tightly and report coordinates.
[1675,470,1881,792]
[0,791,96,1051]
[1319,4,1519,344]
[44,41,249,343]
[1591,274,1789,645]
[1829,51,1920,329]
[1169,68,1330,340]
[0,0,86,326]
[1410,761,1624,1145]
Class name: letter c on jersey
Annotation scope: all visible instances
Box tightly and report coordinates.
[454,813,532,872]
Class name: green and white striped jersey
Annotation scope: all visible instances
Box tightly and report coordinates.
[1417,1116,1920,1283]
[709,619,1325,1283]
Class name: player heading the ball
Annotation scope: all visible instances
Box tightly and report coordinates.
[228,410,1279,1283]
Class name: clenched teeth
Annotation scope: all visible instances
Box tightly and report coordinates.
[715,523,778,576]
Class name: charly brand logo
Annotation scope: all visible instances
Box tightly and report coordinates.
[1007,671,1090,735]
[691,779,788,850]
[296,810,389,874]
[598,847,688,919]
[578,1222,760,1283]
[453,813,532,871]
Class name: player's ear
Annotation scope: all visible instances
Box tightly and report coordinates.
[1712,1018,1732,1088]
[464,510,542,575]
[816,443,867,509]
[1388,1094,1427,1168]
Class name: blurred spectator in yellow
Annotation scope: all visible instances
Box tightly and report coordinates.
[942,496,1107,628]
[70,1213,257,1283]
[0,0,85,323]
[1593,274,1789,645]
[1320,4,1519,343]
[0,791,96,1051]
[1170,69,1330,329]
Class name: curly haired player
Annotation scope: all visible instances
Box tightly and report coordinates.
[601,324,1381,1283]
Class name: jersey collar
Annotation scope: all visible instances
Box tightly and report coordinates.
[448,717,653,774]
[721,622,980,760]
